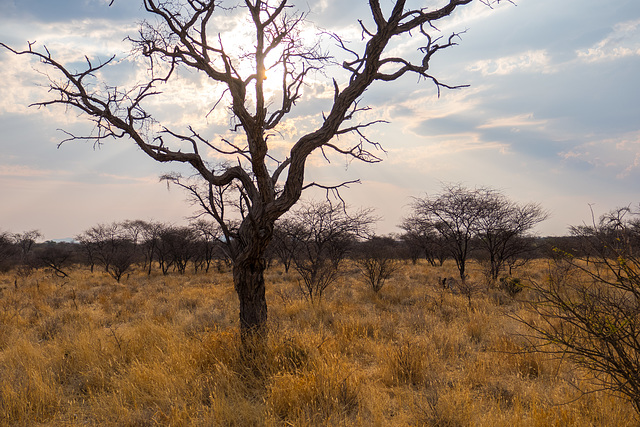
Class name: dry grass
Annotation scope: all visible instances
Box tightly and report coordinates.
[0,260,637,426]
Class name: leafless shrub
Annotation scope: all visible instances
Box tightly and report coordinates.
[515,206,640,414]
[457,279,484,306]
[287,202,375,303]
[356,236,400,293]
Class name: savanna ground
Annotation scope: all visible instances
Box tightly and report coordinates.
[0,260,637,426]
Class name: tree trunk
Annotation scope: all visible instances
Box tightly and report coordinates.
[233,256,268,338]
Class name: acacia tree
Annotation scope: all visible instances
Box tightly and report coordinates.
[270,218,304,273]
[12,230,43,282]
[286,201,375,302]
[399,214,446,265]
[409,184,494,282]
[2,0,504,335]
[190,219,223,273]
[475,194,547,282]
[356,236,400,293]
[13,230,42,264]
[34,242,77,278]
[77,222,139,282]
[409,185,546,282]
[138,220,166,275]
[158,225,198,274]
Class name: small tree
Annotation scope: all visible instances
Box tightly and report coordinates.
[399,215,446,266]
[286,201,375,302]
[517,207,640,414]
[13,230,42,261]
[138,220,166,275]
[190,219,223,273]
[155,226,198,274]
[356,236,400,293]
[33,242,77,278]
[12,230,42,283]
[0,231,18,272]
[77,222,138,281]
[475,195,548,282]
[409,184,494,282]
[77,224,117,274]
[270,218,305,273]
[107,238,138,282]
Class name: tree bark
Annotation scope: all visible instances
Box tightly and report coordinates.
[233,256,268,337]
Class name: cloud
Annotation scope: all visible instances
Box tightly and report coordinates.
[94,173,161,185]
[559,130,640,178]
[0,17,135,116]
[0,165,66,178]
[467,50,552,76]
[0,163,163,188]
[0,53,48,115]
[391,85,485,125]
[389,132,509,166]
[0,0,139,24]
[478,113,547,130]
[577,19,640,62]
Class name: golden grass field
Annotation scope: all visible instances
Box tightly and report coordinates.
[0,260,637,426]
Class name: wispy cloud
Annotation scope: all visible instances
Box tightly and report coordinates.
[96,173,161,185]
[0,164,67,178]
[559,130,640,178]
[577,19,640,62]
[391,132,509,165]
[467,50,552,76]
[478,113,547,130]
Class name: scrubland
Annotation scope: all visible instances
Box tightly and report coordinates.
[0,260,636,426]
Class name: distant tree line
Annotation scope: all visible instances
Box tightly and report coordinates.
[0,220,231,283]
[1,184,558,289]
[8,184,639,292]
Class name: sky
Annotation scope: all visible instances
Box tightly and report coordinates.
[1,0,639,240]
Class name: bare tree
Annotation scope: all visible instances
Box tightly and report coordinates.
[287,201,375,302]
[399,215,446,265]
[409,184,495,282]
[77,222,138,281]
[2,0,504,335]
[356,236,400,293]
[137,220,166,275]
[13,230,42,263]
[190,219,223,273]
[152,225,192,274]
[77,224,119,274]
[160,226,199,274]
[33,241,77,278]
[517,207,640,414]
[11,230,43,283]
[107,239,138,282]
[270,218,305,273]
[475,195,548,282]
